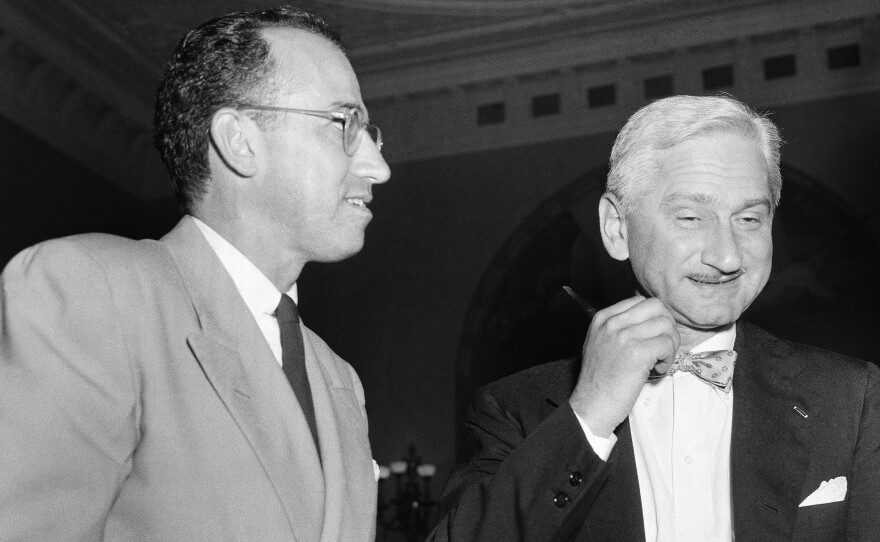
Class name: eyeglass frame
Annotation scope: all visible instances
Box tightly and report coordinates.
[238,104,382,156]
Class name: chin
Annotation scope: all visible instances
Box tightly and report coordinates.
[679,308,741,330]
[320,241,365,263]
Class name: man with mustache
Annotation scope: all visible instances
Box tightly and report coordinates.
[431,95,879,541]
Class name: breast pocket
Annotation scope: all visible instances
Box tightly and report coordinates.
[799,500,846,540]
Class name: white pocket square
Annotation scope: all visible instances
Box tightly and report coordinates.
[372,459,381,482]
[799,476,847,507]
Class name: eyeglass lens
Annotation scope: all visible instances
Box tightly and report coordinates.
[344,110,382,154]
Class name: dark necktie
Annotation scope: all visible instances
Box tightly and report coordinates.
[275,294,320,450]
[649,350,737,392]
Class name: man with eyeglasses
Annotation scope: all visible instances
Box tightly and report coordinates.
[1,6,389,541]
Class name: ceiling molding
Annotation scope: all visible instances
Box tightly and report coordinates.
[0,1,155,126]
[320,0,638,16]
[0,18,169,201]
[369,13,880,165]
[357,0,880,99]
[349,0,733,59]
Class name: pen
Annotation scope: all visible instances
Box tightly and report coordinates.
[562,286,597,319]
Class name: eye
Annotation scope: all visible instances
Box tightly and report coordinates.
[735,208,770,229]
[675,211,702,223]
[735,215,765,230]
[674,214,704,230]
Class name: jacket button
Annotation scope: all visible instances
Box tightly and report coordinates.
[569,471,583,487]
[553,492,569,508]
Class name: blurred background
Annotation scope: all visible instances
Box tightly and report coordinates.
[2,0,878,537]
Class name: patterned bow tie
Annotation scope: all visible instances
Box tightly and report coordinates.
[649,350,737,392]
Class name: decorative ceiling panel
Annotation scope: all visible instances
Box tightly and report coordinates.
[315,0,609,16]
[38,0,768,69]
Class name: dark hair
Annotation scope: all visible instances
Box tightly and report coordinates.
[153,6,347,212]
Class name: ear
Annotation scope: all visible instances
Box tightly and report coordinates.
[598,192,630,261]
[209,108,259,178]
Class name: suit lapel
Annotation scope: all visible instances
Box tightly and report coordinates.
[302,327,377,541]
[730,322,818,540]
[162,217,326,541]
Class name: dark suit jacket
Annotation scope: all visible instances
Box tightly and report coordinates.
[0,217,377,541]
[430,322,880,541]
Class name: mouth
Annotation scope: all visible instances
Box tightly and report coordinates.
[688,270,743,285]
[345,197,371,209]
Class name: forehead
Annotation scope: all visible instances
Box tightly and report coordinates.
[262,27,363,110]
[653,132,771,201]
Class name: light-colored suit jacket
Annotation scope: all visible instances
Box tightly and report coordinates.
[0,217,377,541]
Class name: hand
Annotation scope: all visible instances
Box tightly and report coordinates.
[569,296,680,437]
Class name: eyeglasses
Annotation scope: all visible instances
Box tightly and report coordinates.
[239,104,382,156]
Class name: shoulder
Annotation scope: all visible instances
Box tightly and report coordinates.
[4,233,168,282]
[2,234,179,324]
[484,358,580,396]
[475,358,580,416]
[740,322,874,375]
[738,321,878,399]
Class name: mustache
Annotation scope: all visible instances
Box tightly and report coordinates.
[689,269,744,283]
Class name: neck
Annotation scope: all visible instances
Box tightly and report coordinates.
[192,213,305,293]
[676,322,735,355]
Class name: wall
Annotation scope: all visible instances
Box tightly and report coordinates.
[771,92,880,237]
[298,129,615,486]
[0,114,179,265]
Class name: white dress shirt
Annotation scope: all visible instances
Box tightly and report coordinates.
[577,326,736,542]
[192,217,296,365]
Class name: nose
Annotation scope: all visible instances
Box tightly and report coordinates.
[351,133,391,185]
[702,222,743,274]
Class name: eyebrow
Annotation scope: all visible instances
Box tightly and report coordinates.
[739,198,774,213]
[661,192,773,212]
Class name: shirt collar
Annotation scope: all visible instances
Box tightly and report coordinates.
[689,324,736,354]
[191,216,297,318]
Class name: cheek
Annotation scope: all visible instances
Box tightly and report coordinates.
[295,169,346,213]
[736,236,773,298]
[632,229,691,267]
[628,235,677,289]
[744,235,773,269]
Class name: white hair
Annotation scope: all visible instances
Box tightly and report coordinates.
[607,95,782,213]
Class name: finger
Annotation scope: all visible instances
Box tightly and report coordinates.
[653,359,675,375]
[629,297,676,321]
[639,333,679,373]
[617,314,677,343]
[603,298,674,333]
[596,295,646,321]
